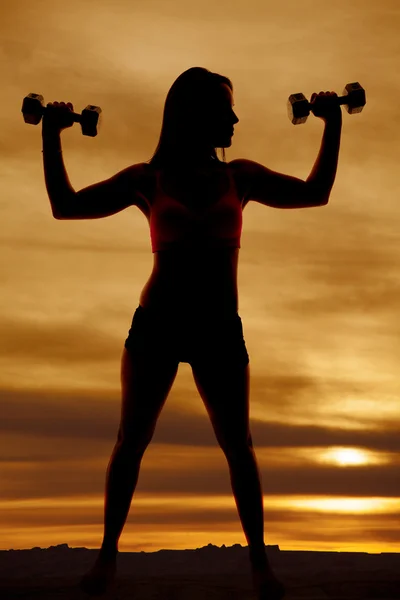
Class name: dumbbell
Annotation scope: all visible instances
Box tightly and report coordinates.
[288,82,366,125]
[21,93,102,137]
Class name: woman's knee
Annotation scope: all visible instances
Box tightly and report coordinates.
[116,417,156,452]
[115,430,150,458]
[221,437,254,462]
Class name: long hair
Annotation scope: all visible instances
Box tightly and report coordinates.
[148,67,233,168]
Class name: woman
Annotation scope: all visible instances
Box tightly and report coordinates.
[41,67,342,599]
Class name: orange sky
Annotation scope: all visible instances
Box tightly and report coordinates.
[1,0,400,553]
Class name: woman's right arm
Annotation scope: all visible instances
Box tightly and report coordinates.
[42,128,75,218]
[42,101,143,220]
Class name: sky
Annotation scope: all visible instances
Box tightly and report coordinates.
[1,0,399,553]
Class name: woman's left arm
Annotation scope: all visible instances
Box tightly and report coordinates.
[232,92,342,209]
[305,92,342,205]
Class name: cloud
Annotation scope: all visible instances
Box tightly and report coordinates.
[1,386,399,452]
[1,446,399,500]
[0,316,120,364]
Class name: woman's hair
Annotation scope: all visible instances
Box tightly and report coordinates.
[148,67,233,168]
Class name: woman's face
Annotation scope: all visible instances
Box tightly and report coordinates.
[198,83,239,149]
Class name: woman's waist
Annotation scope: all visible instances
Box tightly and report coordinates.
[153,245,239,268]
[143,263,237,293]
[139,278,239,319]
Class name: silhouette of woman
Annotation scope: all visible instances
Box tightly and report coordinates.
[41,67,342,599]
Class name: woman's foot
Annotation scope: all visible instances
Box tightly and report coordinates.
[79,550,117,596]
[251,568,286,600]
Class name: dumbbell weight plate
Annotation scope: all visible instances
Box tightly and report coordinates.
[342,82,366,114]
[81,105,102,137]
[22,93,45,125]
[287,93,309,125]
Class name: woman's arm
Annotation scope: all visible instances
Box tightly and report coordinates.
[42,101,142,220]
[305,93,342,204]
[232,92,343,209]
[42,130,75,218]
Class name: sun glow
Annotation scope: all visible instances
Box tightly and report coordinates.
[319,447,380,466]
[287,497,397,514]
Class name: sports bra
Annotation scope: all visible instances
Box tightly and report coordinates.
[149,166,243,253]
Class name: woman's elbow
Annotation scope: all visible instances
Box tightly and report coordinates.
[308,185,330,207]
[315,195,329,207]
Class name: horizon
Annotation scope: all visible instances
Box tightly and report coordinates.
[3,542,398,555]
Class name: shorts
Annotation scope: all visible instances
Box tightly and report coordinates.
[124,304,250,368]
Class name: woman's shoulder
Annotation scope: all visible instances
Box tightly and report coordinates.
[227,158,256,176]
[129,161,157,189]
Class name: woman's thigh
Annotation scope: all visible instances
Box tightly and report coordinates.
[120,308,180,449]
[119,347,179,450]
[191,358,251,455]
[189,313,251,454]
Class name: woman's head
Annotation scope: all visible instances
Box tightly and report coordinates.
[148,67,239,167]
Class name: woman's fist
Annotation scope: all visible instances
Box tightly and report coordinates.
[310,91,341,122]
[42,101,75,134]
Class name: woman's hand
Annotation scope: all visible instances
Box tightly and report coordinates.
[310,91,341,123]
[42,101,75,136]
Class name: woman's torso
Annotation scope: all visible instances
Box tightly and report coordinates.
[134,160,245,320]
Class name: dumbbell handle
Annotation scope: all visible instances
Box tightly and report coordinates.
[306,93,355,110]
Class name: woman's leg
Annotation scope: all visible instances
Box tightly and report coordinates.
[190,318,285,599]
[191,359,268,557]
[80,344,179,595]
